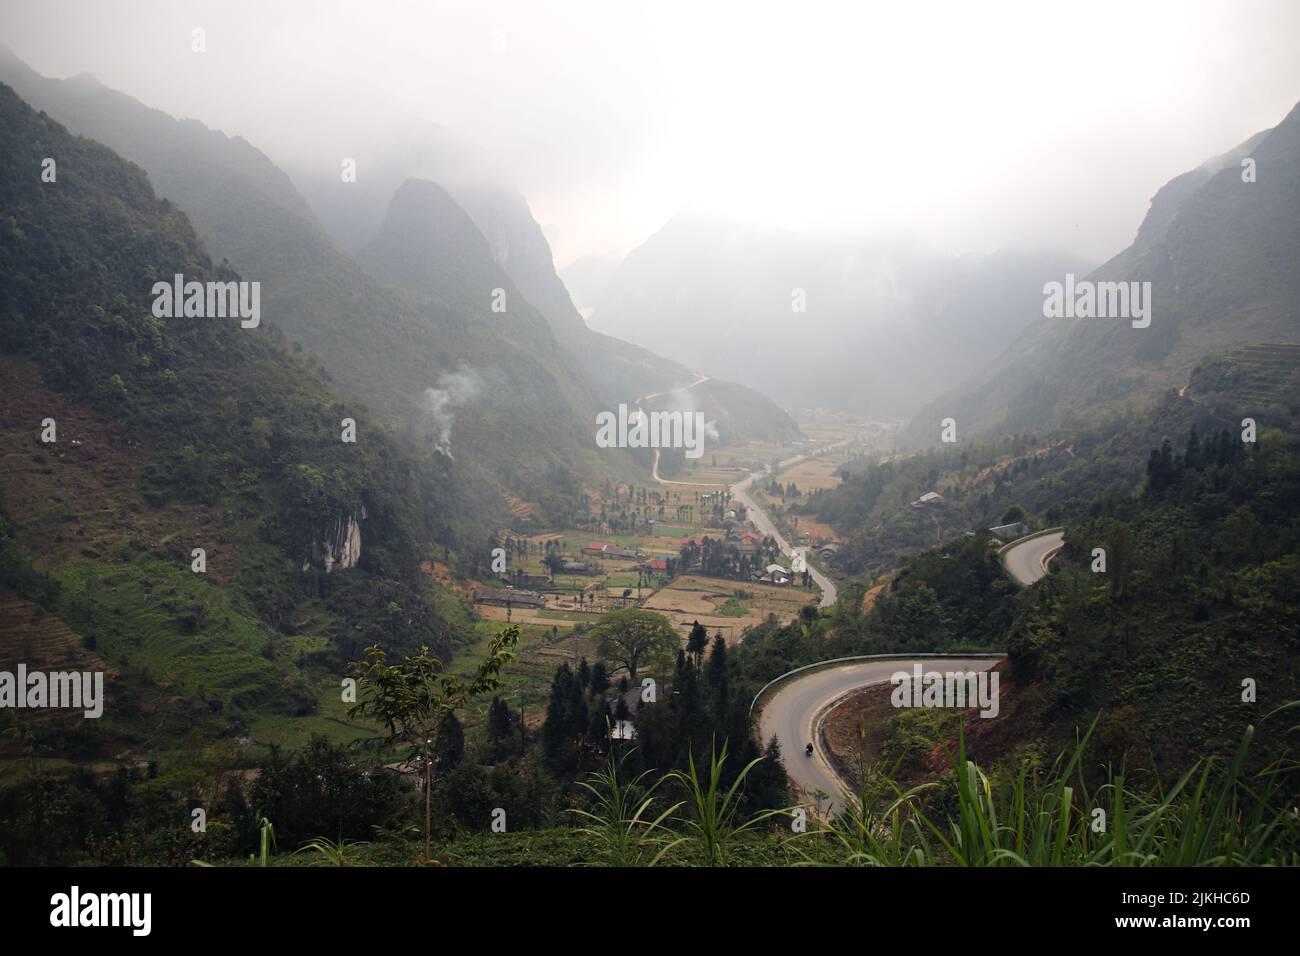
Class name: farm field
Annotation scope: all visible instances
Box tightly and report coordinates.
[639,574,814,643]
[455,425,888,749]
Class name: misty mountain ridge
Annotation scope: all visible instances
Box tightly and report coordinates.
[589,210,1093,416]
[291,117,801,442]
[0,49,797,533]
[0,81,462,734]
[559,254,620,316]
[901,100,1300,449]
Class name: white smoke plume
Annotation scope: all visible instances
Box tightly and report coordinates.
[420,364,485,458]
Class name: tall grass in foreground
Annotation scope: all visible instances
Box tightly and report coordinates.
[667,740,787,865]
[570,746,682,866]
[808,722,1300,866]
[566,722,1297,866]
[809,758,933,866]
[571,740,789,865]
[294,834,371,867]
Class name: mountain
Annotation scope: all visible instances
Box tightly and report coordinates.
[560,255,620,317]
[286,124,803,443]
[0,81,469,758]
[0,49,800,508]
[587,211,1092,417]
[900,103,1300,449]
[0,49,629,530]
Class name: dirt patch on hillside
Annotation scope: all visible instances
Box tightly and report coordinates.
[860,582,886,613]
[0,358,227,578]
[0,587,125,758]
[421,560,459,591]
[822,661,1040,790]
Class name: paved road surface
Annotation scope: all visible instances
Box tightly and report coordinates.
[1002,530,1065,587]
[730,442,853,609]
[757,656,1002,811]
[758,529,1062,810]
[635,375,712,486]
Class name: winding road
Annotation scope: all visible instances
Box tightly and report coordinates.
[1000,529,1065,587]
[636,374,850,607]
[729,445,852,609]
[757,656,1002,809]
[755,528,1062,810]
[633,374,712,486]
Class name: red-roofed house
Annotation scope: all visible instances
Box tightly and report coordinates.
[583,541,642,559]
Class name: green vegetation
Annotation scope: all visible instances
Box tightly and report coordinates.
[1,57,1297,870]
[808,721,1298,866]
[716,594,749,617]
[1010,425,1300,770]
[0,83,477,765]
[899,101,1300,450]
[590,608,680,682]
[348,625,518,860]
[801,347,1300,579]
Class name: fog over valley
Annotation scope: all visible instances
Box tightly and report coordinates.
[1,0,1299,906]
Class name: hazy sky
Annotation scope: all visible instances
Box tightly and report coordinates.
[3,0,1299,268]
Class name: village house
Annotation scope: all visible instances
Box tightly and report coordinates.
[509,570,552,589]
[474,588,546,609]
[583,541,642,560]
[753,563,791,585]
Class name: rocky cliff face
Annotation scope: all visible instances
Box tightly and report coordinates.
[302,507,366,573]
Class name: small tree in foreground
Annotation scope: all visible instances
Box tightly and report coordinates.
[348,626,518,861]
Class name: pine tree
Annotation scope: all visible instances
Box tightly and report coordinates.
[487,695,513,758]
[542,663,576,765]
[705,634,729,712]
[435,712,465,772]
[686,620,709,670]
[590,661,610,696]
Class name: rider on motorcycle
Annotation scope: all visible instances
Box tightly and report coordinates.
[805,741,814,756]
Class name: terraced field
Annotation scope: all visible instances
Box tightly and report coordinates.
[1189,342,1300,405]
[0,590,112,673]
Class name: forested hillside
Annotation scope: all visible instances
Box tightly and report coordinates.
[0,48,614,534]
[0,83,471,780]
[902,101,1300,448]
[0,47,801,514]
[797,343,1300,579]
